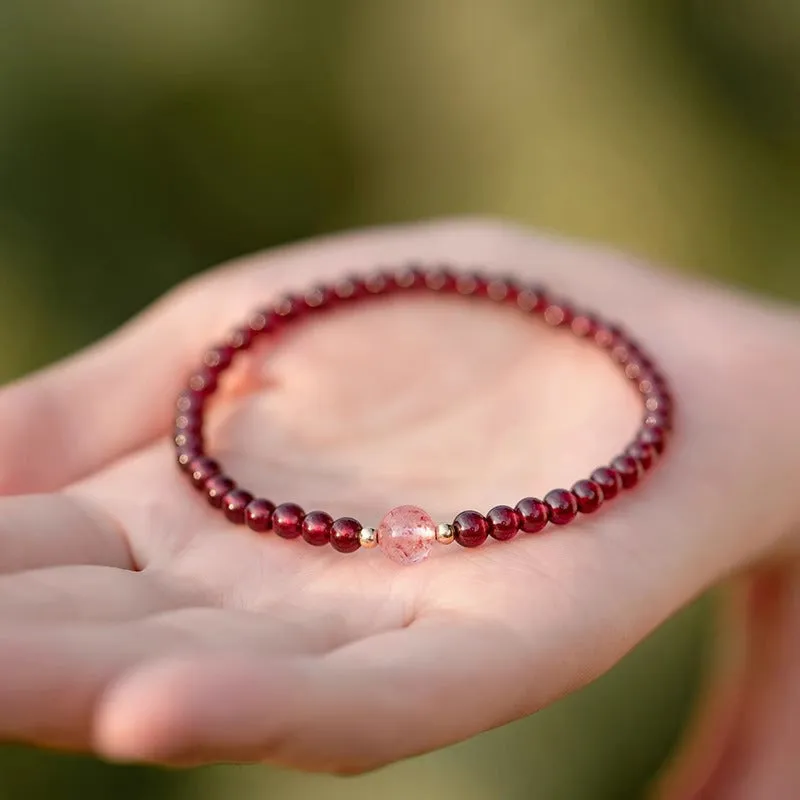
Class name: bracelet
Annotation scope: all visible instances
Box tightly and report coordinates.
[174,267,673,565]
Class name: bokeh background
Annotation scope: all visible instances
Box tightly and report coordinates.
[1,1,798,798]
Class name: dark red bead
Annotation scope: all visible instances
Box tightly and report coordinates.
[249,308,280,335]
[302,510,333,546]
[304,285,336,310]
[570,313,599,338]
[274,294,304,320]
[330,517,362,553]
[627,441,655,472]
[176,389,205,414]
[624,360,646,381]
[544,489,578,525]
[487,505,520,541]
[203,345,234,371]
[334,276,367,301]
[175,413,202,434]
[516,286,548,313]
[543,302,574,327]
[423,268,457,292]
[645,393,672,414]
[364,272,391,294]
[206,475,236,508]
[393,266,425,290]
[188,368,218,396]
[590,467,623,501]
[454,272,486,296]
[486,278,514,302]
[644,410,672,431]
[245,498,275,533]
[594,323,623,349]
[176,444,202,471]
[226,325,254,351]
[571,480,604,514]
[272,502,305,539]
[223,489,254,524]
[515,497,549,533]
[190,456,220,489]
[611,341,637,365]
[610,455,641,489]
[453,510,489,548]
[174,430,202,450]
[639,425,666,455]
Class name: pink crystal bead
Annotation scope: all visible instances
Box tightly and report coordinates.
[377,505,435,565]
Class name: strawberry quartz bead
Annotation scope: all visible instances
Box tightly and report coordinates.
[223,489,254,524]
[515,497,549,533]
[331,517,362,554]
[272,502,305,539]
[245,499,275,533]
[572,480,604,514]
[453,510,489,548]
[487,505,520,541]
[302,510,333,546]
[544,489,578,525]
[590,467,623,501]
[377,505,435,565]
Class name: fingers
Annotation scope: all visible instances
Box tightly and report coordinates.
[0,623,168,750]
[0,494,134,573]
[93,619,553,770]
[0,605,346,752]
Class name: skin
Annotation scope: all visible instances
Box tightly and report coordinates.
[0,219,798,795]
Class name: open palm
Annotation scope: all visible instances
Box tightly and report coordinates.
[1,221,799,786]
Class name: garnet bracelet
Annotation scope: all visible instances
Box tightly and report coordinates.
[174,267,673,565]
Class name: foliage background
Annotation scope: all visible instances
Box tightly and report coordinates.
[0,1,798,798]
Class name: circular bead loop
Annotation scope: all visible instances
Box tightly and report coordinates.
[174,266,674,565]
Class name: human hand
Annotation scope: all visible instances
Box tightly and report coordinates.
[1,220,798,791]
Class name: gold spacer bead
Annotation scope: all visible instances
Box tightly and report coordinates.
[436,523,455,545]
[359,526,378,549]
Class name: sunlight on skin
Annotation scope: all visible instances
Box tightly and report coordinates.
[0,220,798,794]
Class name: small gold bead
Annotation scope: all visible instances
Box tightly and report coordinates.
[436,523,455,545]
[359,526,378,548]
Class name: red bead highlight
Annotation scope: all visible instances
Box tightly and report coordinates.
[453,510,489,548]
[487,505,520,541]
[515,497,549,533]
[190,456,220,489]
[246,499,275,533]
[206,475,236,508]
[223,489,254,524]
[638,425,666,455]
[330,517,362,553]
[544,489,578,525]
[610,455,641,489]
[302,511,334,546]
[590,467,622,501]
[571,480,603,514]
[272,503,305,539]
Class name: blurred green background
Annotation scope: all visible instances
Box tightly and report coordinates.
[1,1,798,798]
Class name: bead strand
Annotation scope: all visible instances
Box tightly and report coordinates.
[174,266,674,565]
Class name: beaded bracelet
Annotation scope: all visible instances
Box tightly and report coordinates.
[174,266,673,565]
